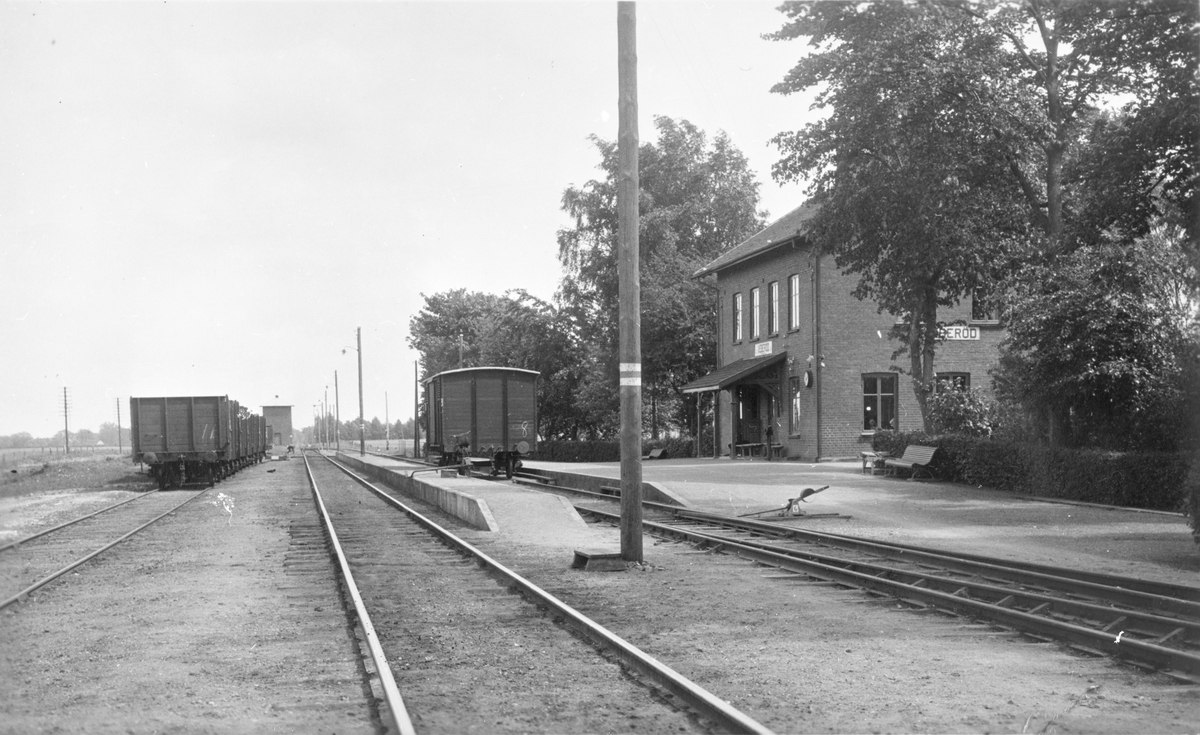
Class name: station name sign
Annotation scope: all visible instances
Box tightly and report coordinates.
[754,341,773,356]
[940,325,981,341]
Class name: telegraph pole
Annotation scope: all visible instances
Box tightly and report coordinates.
[413,361,421,460]
[63,387,71,454]
[357,327,365,456]
[385,391,390,451]
[335,371,341,452]
[116,398,123,454]
[617,1,643,563]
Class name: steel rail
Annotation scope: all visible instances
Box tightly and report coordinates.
[671,508,1200,604]
[580,507,1200,681]
[0,490,206,611]
[662,521,1198,644]
[0,491,155,553]
[665,512,1200,619]
[510,474,1198,608]
[301,455,416,735]
[318,453,774,735]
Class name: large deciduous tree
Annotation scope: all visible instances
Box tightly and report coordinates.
[952,0,1199,252]
[767,2,1031,428]
[557,116,765,438]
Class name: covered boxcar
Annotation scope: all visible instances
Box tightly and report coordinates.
[130,395,266,489]
[424,367,538,477]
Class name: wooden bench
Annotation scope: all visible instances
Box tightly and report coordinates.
[734,443,764,458]
[882,444,938,480]
[642,447,666,460]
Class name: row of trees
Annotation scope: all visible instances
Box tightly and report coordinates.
[409,1,1198,452]
[0,423,132,449]
[302,417,415,445]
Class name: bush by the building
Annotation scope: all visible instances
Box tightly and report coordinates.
[872,430,1190,512]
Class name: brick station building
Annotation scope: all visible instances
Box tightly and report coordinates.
[682,203,1004,461]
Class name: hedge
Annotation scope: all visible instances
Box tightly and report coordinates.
[871,430,1192,514]
[531,436,697,463]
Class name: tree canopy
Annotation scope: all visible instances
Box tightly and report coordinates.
[406,288,580,440]
[993,223,1198,450]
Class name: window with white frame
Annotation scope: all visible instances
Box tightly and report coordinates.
[862,374,897,431]
[788,274,800,330]
[732,293,743,342]
[750,287,761,339]
[768,281,779,335]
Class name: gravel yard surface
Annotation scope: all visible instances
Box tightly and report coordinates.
[0,454,1196,734]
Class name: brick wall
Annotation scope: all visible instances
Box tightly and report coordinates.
[713,238,1004,460]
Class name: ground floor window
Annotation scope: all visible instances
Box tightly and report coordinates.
[789,376,801,434]
[862,374,897,431]
[935,372,970,392]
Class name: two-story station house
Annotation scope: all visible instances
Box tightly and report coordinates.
[682,203,1004,461]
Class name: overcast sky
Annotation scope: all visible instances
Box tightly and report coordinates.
[0,0,817,438]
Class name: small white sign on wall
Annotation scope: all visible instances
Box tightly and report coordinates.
[941,325,981,341]
[754,341,773,356]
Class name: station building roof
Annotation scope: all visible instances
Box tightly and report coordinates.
[691,200,819,279]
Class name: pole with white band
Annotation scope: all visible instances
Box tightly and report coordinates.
[617,2,643,563]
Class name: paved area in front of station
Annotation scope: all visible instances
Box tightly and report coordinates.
[524,457,1199,588]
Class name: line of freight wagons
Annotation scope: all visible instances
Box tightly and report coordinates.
[130,396,267,490]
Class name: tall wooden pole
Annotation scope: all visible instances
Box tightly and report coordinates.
[116,398,123,455]
[617,1,643,563]
[63,387,70,454]
[357,327,365,456]
[413,360,421,459]
[335,371,341,452]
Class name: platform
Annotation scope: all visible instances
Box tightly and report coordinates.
[333,453,594,546]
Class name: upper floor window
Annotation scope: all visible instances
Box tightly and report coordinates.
[788,274,801,331]
[972,286,998,322]
[767,281,779,335]
[732,293,743,342]
[750,287,761,339]
[862,374,897,431]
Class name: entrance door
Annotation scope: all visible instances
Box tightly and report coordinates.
[736,386,761,444]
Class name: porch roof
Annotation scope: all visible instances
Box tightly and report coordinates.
[681,352,787,394]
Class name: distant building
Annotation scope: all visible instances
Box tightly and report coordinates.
[683,203,1004,461]
[262,405,293,448]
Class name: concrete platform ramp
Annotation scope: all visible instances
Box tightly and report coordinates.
[334,453,598,545]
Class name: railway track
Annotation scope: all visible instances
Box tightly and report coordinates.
[304,452,773,734]
[363,457,1200,683]
[571,502,1200,685]
[0,489,205,610]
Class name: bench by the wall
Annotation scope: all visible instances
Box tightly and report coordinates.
[883,444,938,480]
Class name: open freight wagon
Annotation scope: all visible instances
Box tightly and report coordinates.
[130,395,267,489]
[424,367,538,478]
